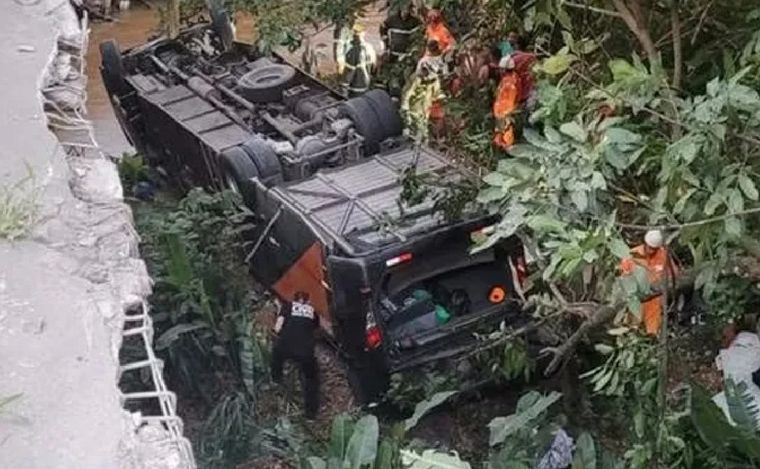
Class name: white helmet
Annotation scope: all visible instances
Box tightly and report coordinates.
[498,54,515,70]
[644,230,664,248]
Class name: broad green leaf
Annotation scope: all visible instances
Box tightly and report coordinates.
[704,192,723,216]
[544,126,563,144]
[345,415,379,469]
[572,432,597,469]
[590,172,606,190]
[162,232,194,287]
[608,59,643,82]
[527,215,566,233]
[725,217,742,238]
[673,189,696,215]
[483,172,506,187]
[691,384,760,460]
[605,128,641,147]
[668,135,703,163]
[542,53,576,75]
[728,189,744,213]
[560,122,587,142]
[739,174,759,201]
[571,190,588,212]
[375,440,396,469]
[594,369,616,393]
[508,144,543,160]
[583,249,599,263]
[694,264,717,290]
[605,148,629,170]
[728,83,760,111]
[477,186,504,204]
[706,77,721,97]
[329,414,353,461]
[404,391,457,432]
[577,39,599,55]
[488,391,561,446]
[306,457,327,469]
[609,238,631,259]
[400,449,471,468]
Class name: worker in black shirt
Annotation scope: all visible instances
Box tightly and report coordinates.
[271,291,320,419]
[380,2,422,64]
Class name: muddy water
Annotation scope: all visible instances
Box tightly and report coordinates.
[86,5,158,157]
[85,4,386,157]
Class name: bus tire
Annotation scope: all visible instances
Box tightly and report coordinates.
[338,96,383,156]
[100,40,128,96]
[241,138,283,186]
[363,89,403,139]
[220,146,261,207]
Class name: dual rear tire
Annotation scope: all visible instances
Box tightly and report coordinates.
[219,139,283,208]
[338,89,403,155]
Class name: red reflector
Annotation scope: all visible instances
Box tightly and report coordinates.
[386,252,413,267]
[366,326,382,349]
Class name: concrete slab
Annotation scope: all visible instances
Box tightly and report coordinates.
[0,2,191,468]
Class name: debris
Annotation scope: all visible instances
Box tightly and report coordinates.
[16,45,36,53]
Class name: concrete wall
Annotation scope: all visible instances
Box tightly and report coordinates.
[0,1,193,468]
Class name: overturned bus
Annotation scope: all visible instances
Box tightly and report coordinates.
[100,18,528,402]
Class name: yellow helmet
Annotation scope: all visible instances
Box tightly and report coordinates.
[352,23,365,33]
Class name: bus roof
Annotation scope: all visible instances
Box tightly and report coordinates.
[267,144,474,255]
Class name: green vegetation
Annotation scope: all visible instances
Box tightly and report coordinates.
[0,170,39,240]
[125,0,760,466]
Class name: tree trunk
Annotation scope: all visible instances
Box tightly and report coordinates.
[612,0,660,69]
[167,0,180,39]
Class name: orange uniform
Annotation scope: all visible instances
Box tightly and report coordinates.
[425,23,455,55]
[620,245,679,335]
[493,72,519,149]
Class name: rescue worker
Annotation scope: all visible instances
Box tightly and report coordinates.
[511,49,537,111]
[424,9,456,58]
[380,2,421,63]
[271,292,320,419]
[493,54,520,150]
[619,230,680,336]
[338,24,377,97]
[401,53,445,143]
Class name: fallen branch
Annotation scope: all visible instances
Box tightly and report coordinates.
[540,268,700,377]
[540,302,622,376]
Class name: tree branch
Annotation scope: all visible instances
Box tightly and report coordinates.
[540,302,621,375]
[615,207,760,231]
[563,1,621,18]
[612,0,659,67]
[671,0,683,90]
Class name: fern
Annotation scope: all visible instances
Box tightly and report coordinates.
[725,378,760,432]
